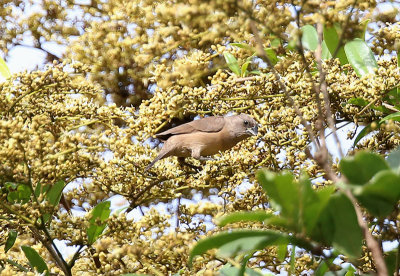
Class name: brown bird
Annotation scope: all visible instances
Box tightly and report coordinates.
[145,114,258,171]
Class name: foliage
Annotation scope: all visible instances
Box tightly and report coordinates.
[191,150,400,274]
[0,0,400,275]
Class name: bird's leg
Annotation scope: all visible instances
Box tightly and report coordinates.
[197,156,213,161]
[177,157,201,171]
[191,147,213,161]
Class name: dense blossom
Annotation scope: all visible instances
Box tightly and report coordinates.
[1,0,400,275]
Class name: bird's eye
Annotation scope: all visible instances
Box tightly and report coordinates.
[244,120,249,125]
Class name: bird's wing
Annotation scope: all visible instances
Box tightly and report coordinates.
[156,116,225,138]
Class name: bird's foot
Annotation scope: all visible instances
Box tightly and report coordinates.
[197,156,214,161]
[178,157,202,171]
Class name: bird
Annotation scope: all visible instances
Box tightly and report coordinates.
[145,114,258,171]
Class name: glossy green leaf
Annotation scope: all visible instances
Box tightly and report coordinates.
[0,56,11,79]
[264,48,278,65]
[223,52,241,76]
[387,146,400,170]
[257,170,299,224]
[219,263,264,276]
[301,25,318,51]
[217,210,276,227]
[384,250,397,276]
[346,97,387,113]
[276,242,288,261]
[358,19,370,40]
[21,246,49,275]
[34,182,42,198]
[357,170,400,217]
[270,38,281,48]
[301,179,335,235]
[398,51,400,67]
[5,230,17,253]
[4,182,18,190]
[323,25,348,65]
[189,230,311,266]
[249,70,261,75]
[287,38,297,50]
[344,38,378,76]
[217,235,282,258]
[328,194,362,258]
[340,151,389,185]
[46,180,65,206]
[379,112,400,124]
[383,87,400,108]
[241,61,250,77]
[87,201,111,245]
[230,43,253,52]
[7,184,31,204]
[321,40,332,60]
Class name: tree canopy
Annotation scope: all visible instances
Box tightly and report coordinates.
[1,0,400,275]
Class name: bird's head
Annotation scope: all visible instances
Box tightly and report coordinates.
[229,114,259,138]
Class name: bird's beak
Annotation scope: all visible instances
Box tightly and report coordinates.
[246,125,258,136]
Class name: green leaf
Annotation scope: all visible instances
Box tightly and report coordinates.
[257,170,299,226]
[384,250,397,276]
[315,260,329,276]
[34,182,42,198]
[357,170,400,217]
[344,38,378,77]
[189,230,312,266]
[223,52,241,76]
[21,246,49,275]
[219,263,264,276]
[270,38,281,48]
[5,230,17,253]
[321,40,332,60]
[379,112,400,124]
[241,61,250,77]
[340,151,389,185]
[276,242,288,262]
[301,25,318,51]
[358,19,370,40]
[328,194,362,258]
[7,184,31,204]
[353,122,379,147]
[383,87,400,108]
[230,43,253,52]
[217,210,276,227]
[0,56,11,79]
[87,201,111,245]
[217,235,281,258]
[4,182,18,190]
[46,180,65,206]
[346,97,388,113]
[345,265,356,276]
[264,48,278,65]
[287,38,298,50]
[387,146,400,170]
[301,179,335,235]
[323,25,348,65]
[248,70,261,75]
[398,51,400,67]
[172,269,184,276]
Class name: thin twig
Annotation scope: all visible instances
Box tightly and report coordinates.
[249,21,319,150]
[315,22,344,158]
[332,0,358,59]
[248,5,387,274]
